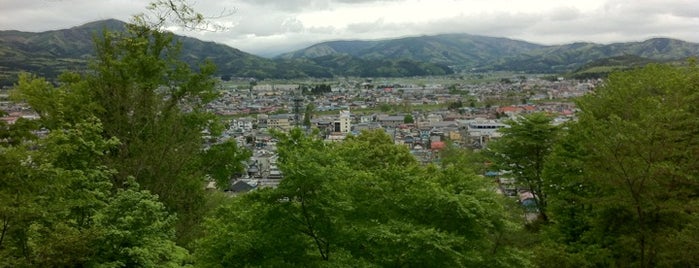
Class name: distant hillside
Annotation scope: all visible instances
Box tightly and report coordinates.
[565,55,663,79]
[492,38,699,73]
[2,20,698,84]
[281,35,699,73]
[0,20,458,85]
[0,19,124,84]
[0,19,291,85]
[279,34,545,70]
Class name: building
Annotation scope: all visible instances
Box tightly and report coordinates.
[338,110,351,133]
[268,114,293,131]
[231,117,254,132]
[461,119,508,148]
[377,115,405,128]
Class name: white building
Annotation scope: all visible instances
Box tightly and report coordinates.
[338,110,351,133]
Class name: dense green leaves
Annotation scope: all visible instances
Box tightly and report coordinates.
[487,113,560,222]
[11,15,250,246]
[540,63,699,267]
[3,3,250,265]
[0,118,188,267]
[195,129,530,267]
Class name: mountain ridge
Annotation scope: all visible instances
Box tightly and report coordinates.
[281,34,699,73]
[1,19,698,84]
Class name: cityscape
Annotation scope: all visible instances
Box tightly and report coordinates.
[1,1,697,266]
[193,76,594,194]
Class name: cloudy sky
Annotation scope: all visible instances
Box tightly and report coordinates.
[1,0,697,57]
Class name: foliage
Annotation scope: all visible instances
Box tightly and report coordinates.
[303,103,315,127]
[10,3,249,247]
[403,114,414,124]
[302,84,332,95]
[440,142,487,175]
[540,63,699,267]
[202,140,251,191]
[486,112,560,222]
[567,55,659,79]
[195,129,531,267]
[0,118,188,267]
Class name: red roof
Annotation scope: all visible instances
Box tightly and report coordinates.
[431,141,445,150]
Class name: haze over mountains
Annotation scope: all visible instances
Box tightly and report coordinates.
[1,19,698,84]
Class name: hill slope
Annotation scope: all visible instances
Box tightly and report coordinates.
[0,19,287,84]
[2,20,698,84]
[493,38,699,73]
[0,20,454,84]
[281,35,699,73]
[565,55,662,79]
[279,34,545,70]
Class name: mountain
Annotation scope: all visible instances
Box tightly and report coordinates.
[0,19,290,85]
[492,38,699,73]
[565,55,662,79]
[2,20,698,84]
[0,20,454,85]
[280,35,699,73]
[279,34,545,70]
[0,19,124,83]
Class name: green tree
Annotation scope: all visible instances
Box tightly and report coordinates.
[91,183,189,267]
[440,142,487,174]
[195,129,531,267]
[11,6,249,245]
[540,64,699,267]
[0,118,188,267]
[403,114,414,124]
[202,140,251,191]
[303,103,315,127]
[486,112,559,222]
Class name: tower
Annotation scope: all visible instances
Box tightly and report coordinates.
[339,109,351,133]
[292,95,304,127]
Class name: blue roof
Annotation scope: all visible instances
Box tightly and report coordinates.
[485,171,500,176]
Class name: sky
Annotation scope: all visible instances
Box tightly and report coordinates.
[1,0,698,57]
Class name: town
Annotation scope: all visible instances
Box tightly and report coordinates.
[1,76,595,184]
[0,73,596,223]
[185,75,596,193]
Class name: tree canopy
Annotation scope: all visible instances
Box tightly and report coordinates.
[538,63,699,267]
[0,117,189,266]
[194,129,530,267]
[2,2,249,265]
[486,112,560,222]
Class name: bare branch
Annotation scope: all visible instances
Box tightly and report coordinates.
[136,0,236,32]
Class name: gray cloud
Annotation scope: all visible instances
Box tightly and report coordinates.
[0,0,697,56]
[334,0,403,3]
[547,6,583,21]
[0,0,142,31]
[235,0,404,12]
[235,0,330,12]
[228,15,306,36]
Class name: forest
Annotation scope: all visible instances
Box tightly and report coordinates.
[1,2,698,267]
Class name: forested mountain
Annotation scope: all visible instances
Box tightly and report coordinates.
[0,19,282,83]
[566,55,662,79]
[0,19,124,82]
[492,38,699,72]
[2,19,698,84]
[279,33,545,69]
[282,35,699,73]
[0,20,451,83]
